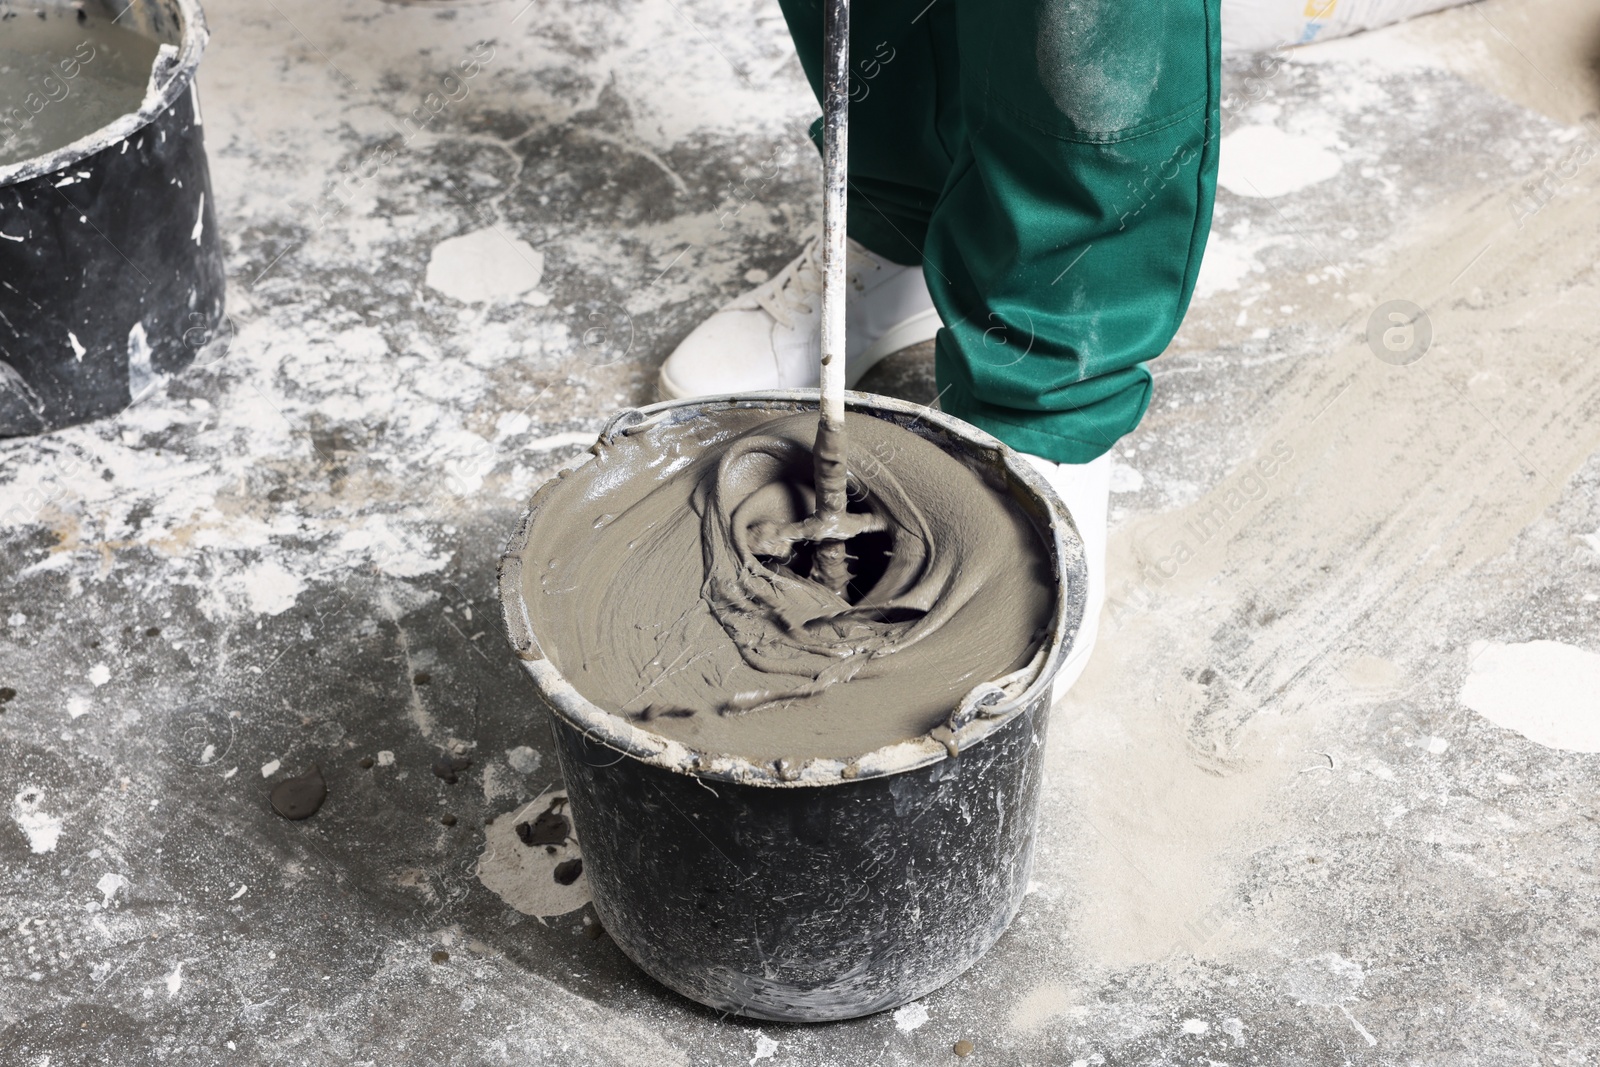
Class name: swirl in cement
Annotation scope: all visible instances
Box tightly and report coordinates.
[518,409,1055,762]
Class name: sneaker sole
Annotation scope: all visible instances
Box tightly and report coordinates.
[656,361,698,403]
[656,307,943,402]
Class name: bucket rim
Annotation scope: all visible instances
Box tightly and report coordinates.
[0,0,210,188]
[497,389,1088,788]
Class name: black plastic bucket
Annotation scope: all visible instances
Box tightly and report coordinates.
[498,391,1086,1022]
[0,0,224,437]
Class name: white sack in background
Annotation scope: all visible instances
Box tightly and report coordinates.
[1222,0,1476,53]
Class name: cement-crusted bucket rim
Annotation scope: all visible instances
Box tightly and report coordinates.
[497,389,1087,788]
[0,0,209,188]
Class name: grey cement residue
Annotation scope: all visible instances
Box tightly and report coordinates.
[432,753,471,783]
[477,794,591,919]
[267,764,326,820]
[515,799,568,847]
[518,409,1055,762]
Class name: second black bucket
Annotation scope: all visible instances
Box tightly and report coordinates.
[499,391,1086,1022]
[0,0,224,437]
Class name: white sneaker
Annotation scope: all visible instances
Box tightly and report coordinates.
[1022,451,1110,704]
[656,231,941,400]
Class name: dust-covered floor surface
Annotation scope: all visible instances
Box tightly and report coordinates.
[4,0,1600,1063]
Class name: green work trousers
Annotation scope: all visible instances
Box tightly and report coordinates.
[777,0,1222,462]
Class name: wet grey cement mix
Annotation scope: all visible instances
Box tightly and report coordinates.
[519,408,1054,761]
[0,7,161,167]
[3,0,1600,1063]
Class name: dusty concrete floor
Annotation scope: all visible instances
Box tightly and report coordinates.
[4,0,1600,1063]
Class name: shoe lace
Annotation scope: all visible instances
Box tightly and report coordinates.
[753,234,824,330]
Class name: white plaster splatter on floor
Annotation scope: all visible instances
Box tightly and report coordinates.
[476,796,590,918]
[892,1002,929,1032]
[259,759,280,778]
[12,787,62,853]
[1460,640,1600,752]
[229,559,305,616]
[1191,223,1285,298]
[749,1031,779,1064]
[164,961,184,996]
[505,745,542,775]
[87,663,110,686]
[425,227,545,304]
[66,696,92,718]
[1217,125,1343,198]
[94,873,129,909]
[1181,1018,1209,1035]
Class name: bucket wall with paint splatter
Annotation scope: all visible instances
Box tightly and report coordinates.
[0,0,224,437]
